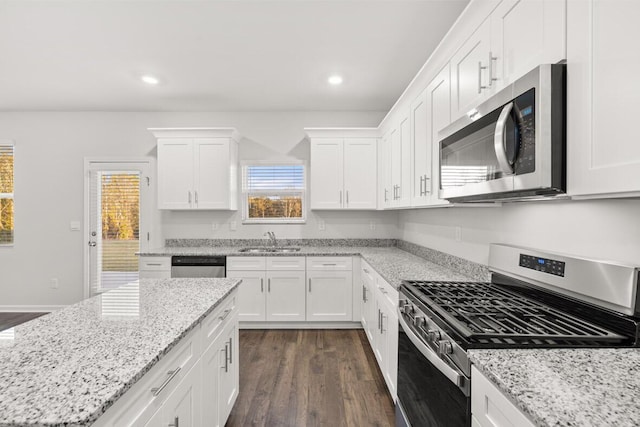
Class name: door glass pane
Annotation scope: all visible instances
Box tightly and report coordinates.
[100,172,140,291]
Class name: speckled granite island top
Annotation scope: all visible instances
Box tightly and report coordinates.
[469,348,640,427]
[0,278,240,427]
[140,245,488,287]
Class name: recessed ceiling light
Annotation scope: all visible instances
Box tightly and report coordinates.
[141,75,160,85]
[328,75,343,85]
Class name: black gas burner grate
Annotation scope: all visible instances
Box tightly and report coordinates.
[403,281,626,345]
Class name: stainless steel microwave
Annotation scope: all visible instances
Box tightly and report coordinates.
[438,64,566,202]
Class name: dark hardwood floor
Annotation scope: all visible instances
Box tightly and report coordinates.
[226,329,395,427]
[0,312,47,332]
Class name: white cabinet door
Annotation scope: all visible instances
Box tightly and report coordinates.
[157,138,193,209]
[266,270,306,321]
[373,299,387,367]
[451,19,492,120]
[227,270,266,322]
[194,139,229,209]
[306,270,353,321]
[491,0,566,89]
[360,263,376,346]
[201,340,221,427]
[343,138,377,209]
[381,303,398,401]
[379,131,392,209]
[567,0,640,197]
[426,63,452,207]
[398,112,412,207]
[161,360,201,427]
[410,88,430,207]
[472,366,535,427]
[310,138,344,209]
[218,321,239,425]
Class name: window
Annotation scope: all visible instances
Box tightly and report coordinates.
[242,163,306,223]
[0,142,14,245]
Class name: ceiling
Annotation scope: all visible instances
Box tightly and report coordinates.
[0,0,469,112]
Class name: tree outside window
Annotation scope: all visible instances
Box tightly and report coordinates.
[0,143,14,245]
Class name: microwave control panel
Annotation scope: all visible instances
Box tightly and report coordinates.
[519,254,565,277]
[514,88,536,175]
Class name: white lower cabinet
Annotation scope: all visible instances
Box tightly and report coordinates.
[471,366,534,427]
[94,289,239,427]
[266,270,306,321]
[139,256,171,279]
[360,260,398,401]
[306,257,353,321]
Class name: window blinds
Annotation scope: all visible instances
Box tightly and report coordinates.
[0,143,14,245]
[242,164,305,193]
[89,170,140,295]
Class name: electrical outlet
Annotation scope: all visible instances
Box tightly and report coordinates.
[318,220,325,231]
[50,278,59,289]
[455,227,462,242]
[69,221,81,231]
[369,221,376,230]
[229,221,237,231]
[212,223,219,231]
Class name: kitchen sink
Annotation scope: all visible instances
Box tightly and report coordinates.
[237,247,301,253]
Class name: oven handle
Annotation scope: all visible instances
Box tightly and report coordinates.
[494,101,515,175]
[398,309,467,392]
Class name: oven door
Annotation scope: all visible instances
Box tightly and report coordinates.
[396,311,470,427]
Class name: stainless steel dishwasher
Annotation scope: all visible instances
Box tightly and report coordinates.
[170,256,226,278]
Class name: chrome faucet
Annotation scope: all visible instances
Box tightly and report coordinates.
[264,231,277,247]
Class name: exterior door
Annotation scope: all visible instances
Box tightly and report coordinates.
[85,160,150,298]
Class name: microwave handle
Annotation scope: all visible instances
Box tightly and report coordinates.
[494,102,515,175]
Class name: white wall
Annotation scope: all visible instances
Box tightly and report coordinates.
[0,111,389,308]
[398,199,640,266]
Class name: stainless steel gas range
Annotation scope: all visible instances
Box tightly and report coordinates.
[396,243,640,427]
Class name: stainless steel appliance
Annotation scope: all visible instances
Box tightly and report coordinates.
[171,256,226,278]
[438,64,566,202]
[396,244,640,427]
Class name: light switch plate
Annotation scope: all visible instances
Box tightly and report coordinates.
[229,221,237,231]
[318,220,325,231]
[70,221,81,231]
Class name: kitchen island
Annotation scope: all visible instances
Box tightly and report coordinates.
[0,277,240,426]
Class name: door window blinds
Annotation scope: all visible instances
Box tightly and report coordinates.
[0,143,14,245]
[89,170,140,295]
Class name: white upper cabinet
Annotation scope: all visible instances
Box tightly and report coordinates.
[490,0,566,88]
[567,0,640,197]
[380,131,393,209]
[451,0,566,121]
[389,112,411,208]
[307,129,378,210]
[411,63,452,208]
[451,18,493,120]
[151,128,239,210]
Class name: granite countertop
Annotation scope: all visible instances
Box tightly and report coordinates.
[139,245,486,287]
[469,348,640,427]
[0,278,240,427]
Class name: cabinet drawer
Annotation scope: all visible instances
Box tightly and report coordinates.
[267,256,306,271]
[471,366,535,427]
[95,326,201,426]
[139,256,171,271]
[227,256,266,271]
[375,275,398,309]
[201,289,238,350]
[306,256,353,271]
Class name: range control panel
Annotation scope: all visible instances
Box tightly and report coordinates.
[519,254,565,277]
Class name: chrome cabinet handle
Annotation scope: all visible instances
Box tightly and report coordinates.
[268,278,271,292]
[195,191,198,204]
[223,343,229,372]
[228,337,233,365]
[261,278,264,292]
[478,61,488,93]
[384,188,388,202]
[308,278,312,292]
[188,191,192,204]
[168,416,179,427]
[363,268,370,274]
[146,263,162,266]
[381,313,386,333]
[362,285,367,302]
[219,308,231,321]
[322,263,337,266]
[339,190,343,206]
[494,102,515,175]
[419,175,424,197]
[150,367,182,396]
[346,190,349,206]
[488,51,497,87]
[424,175,430,194]
[377,309,382,331]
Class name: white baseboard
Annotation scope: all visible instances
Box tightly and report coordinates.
[0,305,66,313]
[240,321,363,330]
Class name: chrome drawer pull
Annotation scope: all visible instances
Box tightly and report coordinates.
[219,308,231,321]
[146,263,162,266]
[151,367,181,396]
[169,416,179,427]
